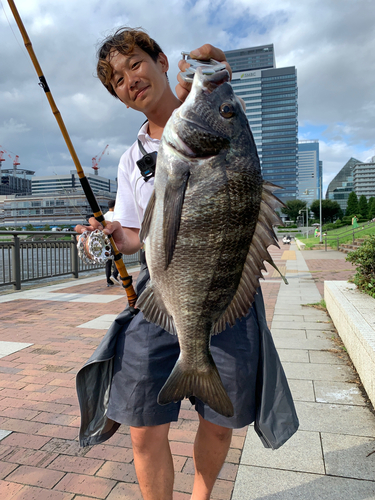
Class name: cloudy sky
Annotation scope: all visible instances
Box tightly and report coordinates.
[1,0,374,193]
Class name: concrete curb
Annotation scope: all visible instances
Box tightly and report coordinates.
[325,281,375,408]
[295,238,306,250]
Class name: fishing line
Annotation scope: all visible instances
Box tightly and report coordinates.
[1,0,90,225]
[1,0,37,73]
[6,0,137,307]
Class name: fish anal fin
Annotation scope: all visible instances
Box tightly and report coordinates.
[136,282,177,335]
[213,181,287,334]
[139,189,156,243]
[158,356,234,418]
[163,171,190,269]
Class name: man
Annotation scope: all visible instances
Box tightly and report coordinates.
[104,199,120,286]
[75,28,297,500]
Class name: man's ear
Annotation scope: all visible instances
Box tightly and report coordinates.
[158,53,169,72]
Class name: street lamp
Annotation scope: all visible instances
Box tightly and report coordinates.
[319,175,323,243]
[299,204,309,239]
[302,190,310,238]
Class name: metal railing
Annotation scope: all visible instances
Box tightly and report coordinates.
[323,219,375,251]
[0,230,141,290]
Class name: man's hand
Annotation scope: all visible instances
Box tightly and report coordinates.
[74,218,142,255]
[175,44,232,102]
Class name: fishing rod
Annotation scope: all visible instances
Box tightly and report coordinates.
[7,0,137,308]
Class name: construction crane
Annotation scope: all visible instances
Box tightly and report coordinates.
[92,145,109,175]
[0,151,6,167]
[0,146,15,173]
[13,155,20,171]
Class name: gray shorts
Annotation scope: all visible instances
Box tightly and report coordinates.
[107,294,260,429]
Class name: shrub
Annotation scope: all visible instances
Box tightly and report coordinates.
[346,235,375,298]
[322,220,346,231]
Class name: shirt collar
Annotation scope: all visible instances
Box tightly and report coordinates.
[137,121,160,144]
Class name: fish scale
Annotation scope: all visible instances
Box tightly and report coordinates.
[137,67,285,417]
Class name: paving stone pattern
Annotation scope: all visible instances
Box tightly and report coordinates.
[1,243,374,499]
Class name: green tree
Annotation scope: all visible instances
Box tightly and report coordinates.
[43,224,51,231]
[358,195,368,219]
[346,191,359,216]
[281,199,307,223]
[310,199,342,223]
[25,224,35,231]
[368,197,375,219]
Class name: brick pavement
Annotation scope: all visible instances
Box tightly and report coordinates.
[304,259,356,297]
[0,243,325,499]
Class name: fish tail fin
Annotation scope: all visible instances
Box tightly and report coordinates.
[157,356,234,418]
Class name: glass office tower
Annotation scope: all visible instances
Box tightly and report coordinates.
[225,45,298,201]
[298,140,320,206]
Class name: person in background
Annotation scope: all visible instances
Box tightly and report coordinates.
[352,215,359,229]
[104,199,120,286]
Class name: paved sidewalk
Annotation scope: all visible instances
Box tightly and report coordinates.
[0,247,283,500]
[232,243,375,499]
[0,244,374,499]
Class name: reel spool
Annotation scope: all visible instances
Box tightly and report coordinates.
[77,229,113,265]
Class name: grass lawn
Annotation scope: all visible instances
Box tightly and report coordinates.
[297,223,375,249]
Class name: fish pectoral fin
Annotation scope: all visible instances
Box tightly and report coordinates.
[158,356,234,418]
[163,170,190,270]
[213,182,286,334]
[265,256,288,284]
[135,281,177,335]
[139,189,156,242]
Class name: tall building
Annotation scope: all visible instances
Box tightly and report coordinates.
[32,171,113,195]
[0,168,35,196]
[326,157,361,212]
[1,191,115,228]
[225,44,275,71]
[353,157,375,199]
[225,45,298,201]
[298,140,320,206]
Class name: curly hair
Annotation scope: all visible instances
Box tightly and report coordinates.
[97,27,164,98]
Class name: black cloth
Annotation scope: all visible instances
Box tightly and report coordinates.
[106,291,259,429]
[76,260,299,448]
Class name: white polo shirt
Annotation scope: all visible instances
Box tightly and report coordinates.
[114,122,159,229]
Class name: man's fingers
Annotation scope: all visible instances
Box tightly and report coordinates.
[176,43,232,102]
[74,224,93,234]
[190,44,226,62]
[175,85,190,103]
[178,59,191,72]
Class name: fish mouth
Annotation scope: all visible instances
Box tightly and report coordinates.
[197,67,230,91]
[164,67,231,157]
[166,129,196,157]
[166,117,220,158]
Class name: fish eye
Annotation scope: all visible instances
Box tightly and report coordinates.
[219,103,234,118]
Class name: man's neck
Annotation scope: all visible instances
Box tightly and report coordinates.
[145,92,181,140]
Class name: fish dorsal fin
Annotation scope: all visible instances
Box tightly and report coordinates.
[163,170,190,270]
[212,182,286,334]
[136,281,177,335]
[139,189,156,243]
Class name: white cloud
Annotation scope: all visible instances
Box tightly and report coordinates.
[1,0,374,185]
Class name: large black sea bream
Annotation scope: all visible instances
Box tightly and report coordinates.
[137,67,285,417]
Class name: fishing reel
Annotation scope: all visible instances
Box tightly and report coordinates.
[77,229,113,265]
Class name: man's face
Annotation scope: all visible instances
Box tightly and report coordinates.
[109,46,169,114]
